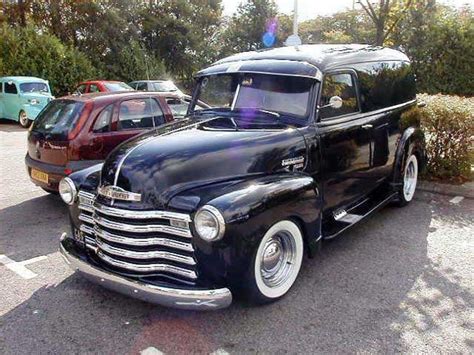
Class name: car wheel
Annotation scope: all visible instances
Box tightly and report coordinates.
[19,110,30,128]
[397,153,418,207]
[243,220,304,304]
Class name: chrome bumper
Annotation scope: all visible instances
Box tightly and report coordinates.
[59,234,232,310]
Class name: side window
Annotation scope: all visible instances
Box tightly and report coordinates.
[93,104,114,133]
[76,84,87,94]
[118,98,164,130]
[5,82,18,94]
[89,84,100,93]
[319,73,358,120]
[136,82,148,91]
[166,97,188,118]
[0,82,3,93]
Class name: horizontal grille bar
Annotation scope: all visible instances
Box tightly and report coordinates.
[95,238,196,265]
[94,203,191,222]
[94,215,192,238]
[97,251,197,279]
[79,213,94,225]
[94,226,193,252]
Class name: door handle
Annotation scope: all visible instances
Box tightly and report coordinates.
[362,124,373,129]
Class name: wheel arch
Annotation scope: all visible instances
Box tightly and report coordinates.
[392,127,426,184]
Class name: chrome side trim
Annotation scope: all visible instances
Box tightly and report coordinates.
[94,227,193,252]
[95,238,196,266]
[94,215,192,238]
[96,251,197,279]
[94,203,191,222]
[60,236,232,310]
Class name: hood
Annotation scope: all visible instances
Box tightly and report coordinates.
[100,120,308,209]
[22,92,53,106]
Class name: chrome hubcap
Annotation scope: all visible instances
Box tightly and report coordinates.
[403,156,418,200]
[20,112,28,125]
[260,231,296,288]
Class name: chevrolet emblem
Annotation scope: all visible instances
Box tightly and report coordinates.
[98,185,141,202]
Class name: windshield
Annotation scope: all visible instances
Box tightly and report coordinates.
[20,82,49,93]
[193,73,314,122]
[33,100,85,139]
[104,82,134,91]
[153,81,178,92]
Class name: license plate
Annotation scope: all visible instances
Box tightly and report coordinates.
[31,169,49,184]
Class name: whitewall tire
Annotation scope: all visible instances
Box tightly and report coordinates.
[244,220,304,303]
[19,110,30,128]
[398,153,418,206]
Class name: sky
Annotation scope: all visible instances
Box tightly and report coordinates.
[222,0,474,22]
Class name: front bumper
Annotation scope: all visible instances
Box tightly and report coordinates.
[59,234,232,310]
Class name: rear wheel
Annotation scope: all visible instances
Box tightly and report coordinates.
[243,220,304,304]
[397,153,418,206]
[19,110,30,128]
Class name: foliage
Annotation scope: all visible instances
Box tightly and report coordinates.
[417,93,474,180]
[0,25,97,96]
[358,0,415,46]
[219,0,279,55]
[394,4,474,95]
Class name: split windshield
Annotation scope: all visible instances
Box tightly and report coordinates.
[191,73,315,126]
[20,82,49,93]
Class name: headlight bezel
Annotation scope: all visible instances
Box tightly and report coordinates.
[194,205,226,242]
[59,177,77,205]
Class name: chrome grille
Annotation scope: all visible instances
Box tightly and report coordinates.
[77,190,197,281]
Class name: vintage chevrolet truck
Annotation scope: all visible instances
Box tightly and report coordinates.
[58,44,425,310]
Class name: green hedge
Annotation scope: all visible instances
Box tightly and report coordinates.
[0,25,97,96]
[418,93,474,181]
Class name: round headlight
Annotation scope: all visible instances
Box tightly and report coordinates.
[59,177,77,205]
[194,205,225,241]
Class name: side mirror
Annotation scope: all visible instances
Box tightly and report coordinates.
[329,96,343,109]
[320,96,343,110]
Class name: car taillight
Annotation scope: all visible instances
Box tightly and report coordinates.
[67,101,93,140]
[64,168,73,175]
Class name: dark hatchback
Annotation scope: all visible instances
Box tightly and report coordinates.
[25,91,182,193]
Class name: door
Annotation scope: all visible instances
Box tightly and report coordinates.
[3,81,19,120]
[87,103,117,160]
[0,81,4,118]
[317,72,373,213]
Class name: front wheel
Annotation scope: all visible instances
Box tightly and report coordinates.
[243,220,304,304]
[397,153,418,206]
[19,110,30,128]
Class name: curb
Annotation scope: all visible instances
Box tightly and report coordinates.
[418,180,474,199]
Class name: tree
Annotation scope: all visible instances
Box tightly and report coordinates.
[357,0,414,45]
[219,0,279,55]
[0,25,97,96]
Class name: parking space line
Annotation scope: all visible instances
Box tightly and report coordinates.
[140,347,164,355]
[0,254,48,279]
[449,196,464,204]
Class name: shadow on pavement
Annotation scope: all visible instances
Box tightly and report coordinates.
[0,120,25,133]
[0,194,68,260]
[0,198,471,353]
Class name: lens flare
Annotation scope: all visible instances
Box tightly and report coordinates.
[262,17,278,48]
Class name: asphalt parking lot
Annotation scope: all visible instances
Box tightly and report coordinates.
[0,121,473,354]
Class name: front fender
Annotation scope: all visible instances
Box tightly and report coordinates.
[176,173,322,287]
[22,104,44,120]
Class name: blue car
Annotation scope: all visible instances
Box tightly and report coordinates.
[0,76,54,128]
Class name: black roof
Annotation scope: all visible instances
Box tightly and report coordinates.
[207,44,409,75]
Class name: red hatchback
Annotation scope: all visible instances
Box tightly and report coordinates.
[25,91,180,193]
[74,80,134,94]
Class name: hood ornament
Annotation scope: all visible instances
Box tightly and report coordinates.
[98,185,141,202]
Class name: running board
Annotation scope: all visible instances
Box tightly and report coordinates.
[323,192,398,240]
